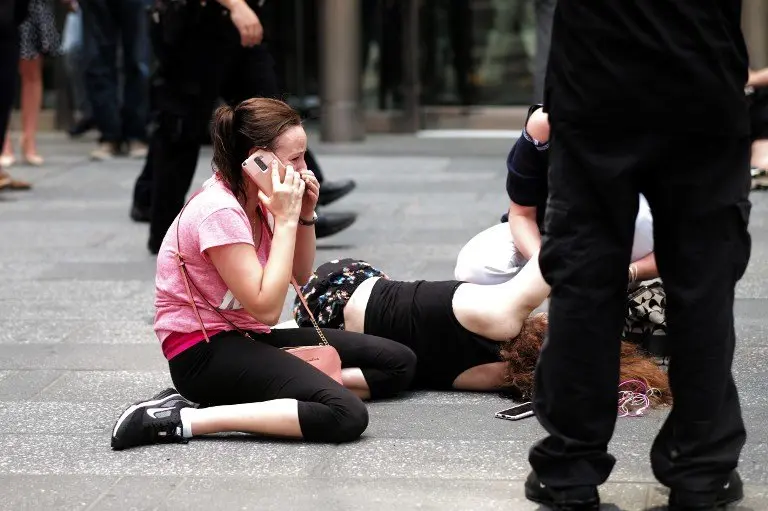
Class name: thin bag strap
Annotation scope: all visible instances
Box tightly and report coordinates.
[176,191,240,342]
[175,190,328,346]
[256,206,330,347]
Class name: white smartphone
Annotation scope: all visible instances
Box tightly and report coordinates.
[242,150,285,197]
[495,401,534,421]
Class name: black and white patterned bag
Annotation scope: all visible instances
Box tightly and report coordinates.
[622,281,668,357]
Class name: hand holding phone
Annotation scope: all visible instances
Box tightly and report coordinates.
[494,402,534,421]
[247,158,304,224]
[244,150,292,197]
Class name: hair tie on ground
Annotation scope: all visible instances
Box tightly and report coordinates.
[618,380,661,418]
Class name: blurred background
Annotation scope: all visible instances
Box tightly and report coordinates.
[17,0,762,138]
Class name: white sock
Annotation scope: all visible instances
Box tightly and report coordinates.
[179,407,194,438]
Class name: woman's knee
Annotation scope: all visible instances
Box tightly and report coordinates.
[299,392,369,443]
[332,397,369,443]
[374,343,417,397]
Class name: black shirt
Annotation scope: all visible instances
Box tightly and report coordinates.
[364,279,501,390]
[504,129,550,230]
[544,1,750,135]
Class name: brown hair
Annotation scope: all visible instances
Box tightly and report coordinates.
[499,312,672,407]
[211,98,302,204]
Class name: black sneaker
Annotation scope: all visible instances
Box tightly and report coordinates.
[129,204,150,223]
[524,471,600,510]
[668,471,744,510]
[315,211,357,238]
[111,388,195,450]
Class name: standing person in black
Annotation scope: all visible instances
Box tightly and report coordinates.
[0,0,32,191]
[525,2,751,511]
[131,0,358,254]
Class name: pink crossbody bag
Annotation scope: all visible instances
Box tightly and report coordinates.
[174,194,343,384]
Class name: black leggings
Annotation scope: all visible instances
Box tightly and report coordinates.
[168,328,416,443]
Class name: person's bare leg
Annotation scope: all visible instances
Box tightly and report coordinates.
[182,399,303,438]
[1,131,12,160]
[19,56,43,164]
[341,368,371,400]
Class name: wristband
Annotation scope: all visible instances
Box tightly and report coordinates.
[299,211,318,226]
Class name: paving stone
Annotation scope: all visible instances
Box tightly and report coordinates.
[0,475,114,511]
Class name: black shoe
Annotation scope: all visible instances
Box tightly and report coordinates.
[315,211,357,238]
[317,179,356,206]
[524,472,600,510]
[68,118,95,138]
[130,204,150,223]
[111,388,195,450]
[668,471,744,510]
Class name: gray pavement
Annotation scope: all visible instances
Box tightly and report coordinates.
[1,132,767,511]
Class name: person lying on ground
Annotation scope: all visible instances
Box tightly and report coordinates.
[293,257,671,404]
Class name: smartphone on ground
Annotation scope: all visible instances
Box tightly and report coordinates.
[495,401,534,421]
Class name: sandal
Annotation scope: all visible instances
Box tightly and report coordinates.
[20,136,44,166]
[0,170,31,191]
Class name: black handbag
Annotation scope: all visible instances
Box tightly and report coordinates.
[622,280,668,358]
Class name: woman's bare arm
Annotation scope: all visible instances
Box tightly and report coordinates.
[631,252,658,282]
[208,220,298,326]
[748,68,768,88]
[452,253,550,341]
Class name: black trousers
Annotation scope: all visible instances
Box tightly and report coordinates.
[79,0,149,143]
[529,126,751,494]
[0,0,25,145]
[169,328,416,443]
[749,88,768,142]
[132,6,325,246]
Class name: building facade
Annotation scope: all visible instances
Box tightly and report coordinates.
[30,0,768,138]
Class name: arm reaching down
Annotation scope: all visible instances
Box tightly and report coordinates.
[507,202,541,260]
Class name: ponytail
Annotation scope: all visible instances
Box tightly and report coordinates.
[211,105,247,203]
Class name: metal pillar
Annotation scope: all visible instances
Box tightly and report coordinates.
[743,0,768,68]
[399,0,420,133]
[319,0,364,142]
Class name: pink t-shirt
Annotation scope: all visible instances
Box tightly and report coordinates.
[154,176,272,359]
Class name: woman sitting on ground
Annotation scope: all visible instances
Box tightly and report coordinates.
[293,256,671,404]
[454,104,658,286]
[111,98,416,451]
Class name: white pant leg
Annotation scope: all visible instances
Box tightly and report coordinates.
[454,222,528,285]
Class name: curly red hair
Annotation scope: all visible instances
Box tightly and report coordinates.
[500,312,672,407]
